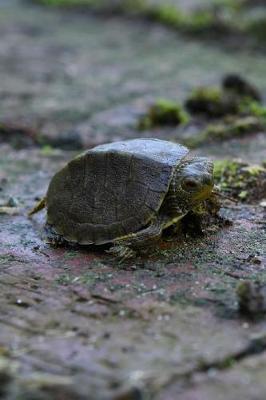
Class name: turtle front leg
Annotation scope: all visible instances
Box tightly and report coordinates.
[107,245,137,263]
[107,217,164,262]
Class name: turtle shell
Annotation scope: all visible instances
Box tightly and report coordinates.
[46,139,189,245]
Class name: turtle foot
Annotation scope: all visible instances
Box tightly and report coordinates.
[44,224,65,247]
[106,245,137,263]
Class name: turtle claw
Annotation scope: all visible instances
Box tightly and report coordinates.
[44,224,65,247]
[106,245,137,263]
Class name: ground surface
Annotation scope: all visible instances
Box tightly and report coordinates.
[0,1,266,399]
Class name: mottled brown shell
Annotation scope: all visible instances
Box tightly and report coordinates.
[46,139,189,244]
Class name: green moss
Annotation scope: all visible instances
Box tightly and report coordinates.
[249,103,266,119]
[192,87,223,103]
[147,5,185,28]
[238,190,248,200]
[244,165,265,176]
[185,116,263,148]
[214,159,266,202]
[138,99,189,130]
[214,160,244,181]
[40,145,55,156]
[240,99,266,120]
[145,5,216,34]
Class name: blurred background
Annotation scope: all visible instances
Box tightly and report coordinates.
[1,0,266,161]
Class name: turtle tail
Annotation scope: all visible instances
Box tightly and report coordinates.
[28,197,47,216]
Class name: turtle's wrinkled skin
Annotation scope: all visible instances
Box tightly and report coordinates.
[29,139,214,259]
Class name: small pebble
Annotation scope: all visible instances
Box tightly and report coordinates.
[260,200,266,208]
[7,196,19,207]
[113,386,143,400]
[0,207,20,215]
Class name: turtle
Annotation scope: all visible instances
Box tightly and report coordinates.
[29,138,214,259]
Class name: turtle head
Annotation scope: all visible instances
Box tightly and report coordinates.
[171,157,214,214]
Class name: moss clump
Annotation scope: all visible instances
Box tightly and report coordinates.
[162,194,222,246]
[146,5,219,35]
[185,86,240,118]
[240,99,266,120]
[185,116,263,148]
[183,74,265,146]
[148,2,266,42]
[147,4,185,28]
[182,194,223,237]
[214,159,266,202]
[185,74,262,119]
[138,99,189,130]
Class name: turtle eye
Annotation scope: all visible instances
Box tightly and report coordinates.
[182,179,199,191]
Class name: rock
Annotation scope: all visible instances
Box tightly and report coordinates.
[222,74,261,102]
[0,206,20,215]
[6,196,19,207]
[237,281,266,316]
